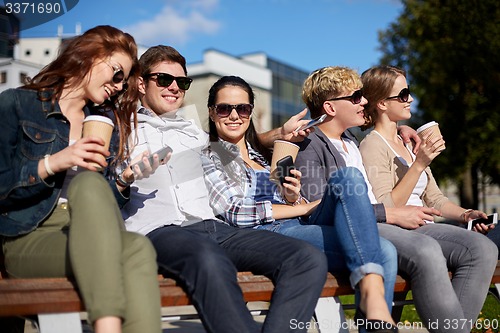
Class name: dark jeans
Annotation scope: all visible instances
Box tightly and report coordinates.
[147,220,328,333]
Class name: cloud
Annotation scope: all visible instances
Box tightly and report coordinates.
[123,1,221,46]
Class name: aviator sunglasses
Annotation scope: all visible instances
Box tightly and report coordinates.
[327,89,363,104]
[385,87,411,103]
[213,103,254,118]
[145,72,193,90]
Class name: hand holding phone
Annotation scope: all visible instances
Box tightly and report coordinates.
[467,213,498,230]
[275,155,295,186]
[294,114,327,132]
[132,146,172,175]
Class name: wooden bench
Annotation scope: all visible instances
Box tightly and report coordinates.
[1,262,499,333]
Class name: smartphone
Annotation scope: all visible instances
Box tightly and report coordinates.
[294,114,327,132]
[467,213,498,230]
[275,155,295,185]
[132,146,172,173]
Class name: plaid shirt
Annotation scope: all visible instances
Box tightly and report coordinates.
[202,140,284,228]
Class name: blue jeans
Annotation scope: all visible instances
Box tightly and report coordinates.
[257,167,397,310]
[148,220,327,333]
[378,222,498,332]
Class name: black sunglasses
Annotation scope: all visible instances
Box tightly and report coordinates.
[146,72,193,90]
[213,103,254,118]
[327,89,363,104]
[385,87,411,102]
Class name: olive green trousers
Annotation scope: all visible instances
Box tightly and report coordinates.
[3,172,161,332]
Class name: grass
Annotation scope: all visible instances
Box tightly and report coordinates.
[339,287,500,332]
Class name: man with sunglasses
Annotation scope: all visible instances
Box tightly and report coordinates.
[120,45,328,333]
[297,66,446,221]
[296,66,497,332]
[296,66,430,230]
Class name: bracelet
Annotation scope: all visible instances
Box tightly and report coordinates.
[116,171,133,187]
[44,154,55,176]
[285,193,303,206]
[460,209,474,222]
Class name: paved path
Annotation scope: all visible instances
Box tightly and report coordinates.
[160,303,430,333]
[24,303,430,332]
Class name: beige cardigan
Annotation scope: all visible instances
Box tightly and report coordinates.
[359,131,449,211]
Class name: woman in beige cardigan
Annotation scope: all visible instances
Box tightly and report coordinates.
[359,65,497,333]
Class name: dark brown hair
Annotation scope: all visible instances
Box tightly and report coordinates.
[207,76,272,163]
[139,45,188,77]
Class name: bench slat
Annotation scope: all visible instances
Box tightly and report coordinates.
[0,262,498,317]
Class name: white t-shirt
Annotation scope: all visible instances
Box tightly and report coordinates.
[329,137,378,204]
[371,131,428,207]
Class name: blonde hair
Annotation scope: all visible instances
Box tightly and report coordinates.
[302,66,362,118]
[360,65,406,130]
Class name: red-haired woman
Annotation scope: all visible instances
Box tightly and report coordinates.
[0,26,161,333]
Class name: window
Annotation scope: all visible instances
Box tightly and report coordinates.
[20,72,28,84]
[0,71,7,84]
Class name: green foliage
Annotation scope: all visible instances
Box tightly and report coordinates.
[339,291,500,332]
[378,0,500,201]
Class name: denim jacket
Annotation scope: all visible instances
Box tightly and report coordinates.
[0,88,128,237]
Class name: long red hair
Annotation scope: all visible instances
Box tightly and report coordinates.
[24,25,139,163]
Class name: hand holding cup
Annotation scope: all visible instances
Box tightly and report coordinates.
[82,115,114,171]
[269,140,300,183]
[413,121,445,169]
[416,121,445,152]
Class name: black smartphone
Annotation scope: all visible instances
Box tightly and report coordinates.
[275,155,295,186]
[467,213,498,230]
[132,146,172,173]
[294,114,327,132]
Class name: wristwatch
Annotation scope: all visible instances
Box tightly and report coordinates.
[116,170,134,187]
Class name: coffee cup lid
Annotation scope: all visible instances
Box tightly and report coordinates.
[83,115,114,126]
[416,121,438,133]
[274,139,299,148]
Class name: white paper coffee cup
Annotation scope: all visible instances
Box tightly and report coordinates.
[416,121,445,152]
[270,140,299,182]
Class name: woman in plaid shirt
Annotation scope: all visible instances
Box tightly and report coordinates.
[202,76,399,333]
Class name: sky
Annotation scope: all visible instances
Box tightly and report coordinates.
[16,0,403,74]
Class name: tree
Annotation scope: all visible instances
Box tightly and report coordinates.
[378,0,500,208]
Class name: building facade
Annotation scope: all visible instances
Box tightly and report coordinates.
[245,54,309,128]
[0,58,42,90]
[0,28,309,133]
[184,49,273,132]
[183,49,310,132]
